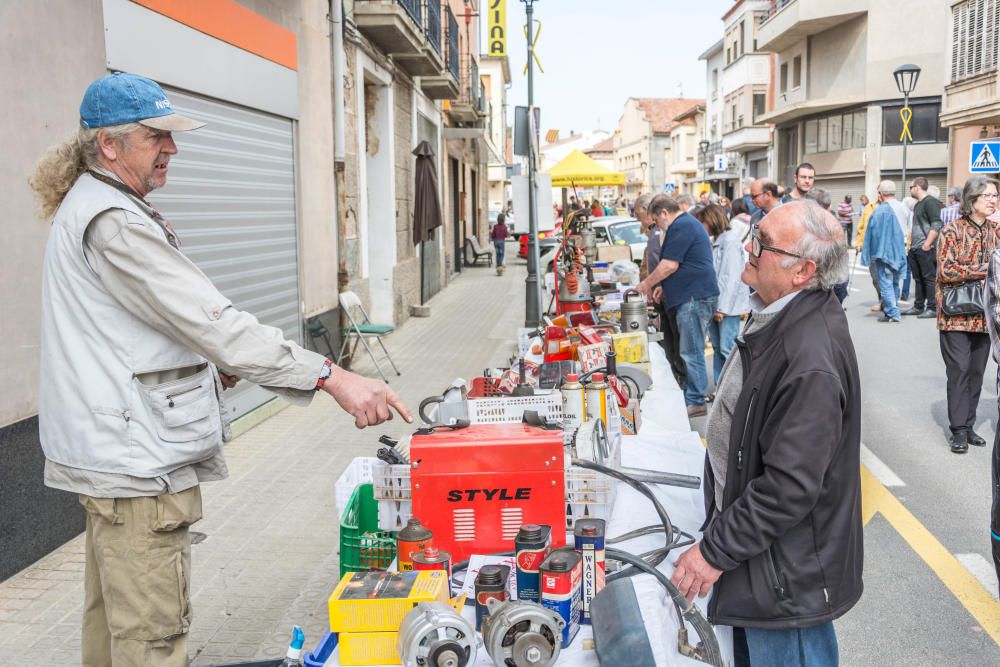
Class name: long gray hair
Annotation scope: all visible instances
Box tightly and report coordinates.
[28,123,140,220]
[960,175,1000,217]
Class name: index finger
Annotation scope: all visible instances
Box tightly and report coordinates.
[385,388,413,423]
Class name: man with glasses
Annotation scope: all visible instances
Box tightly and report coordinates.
[861,181,909,322]
[672,200,861,666]
[749,178,781,231]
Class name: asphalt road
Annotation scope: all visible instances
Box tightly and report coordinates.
[692,260,1000,665]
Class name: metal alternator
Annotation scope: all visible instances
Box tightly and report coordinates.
[480,599,565,667]
[396,602,477,667]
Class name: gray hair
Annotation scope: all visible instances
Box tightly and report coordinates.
[634,193,653,213]
[804,187,831,210]
[782,200,848,289]
[928,185,941,200]
[960,175,1000,217]
[649,194,680,217]
[948,186,962,203]
[674,193,694,208]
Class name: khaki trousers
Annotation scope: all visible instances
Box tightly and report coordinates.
[80,486,202,667]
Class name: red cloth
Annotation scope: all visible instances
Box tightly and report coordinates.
[491,223,509,241]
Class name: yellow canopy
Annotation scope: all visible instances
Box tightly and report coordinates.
[545,149,626,187]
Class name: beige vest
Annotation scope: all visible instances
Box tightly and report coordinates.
[39,173,224,477]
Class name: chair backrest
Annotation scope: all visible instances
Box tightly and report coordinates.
[338,290,371,328]
[469,236,484,253]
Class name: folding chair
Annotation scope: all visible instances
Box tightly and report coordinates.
[336,291,401,383]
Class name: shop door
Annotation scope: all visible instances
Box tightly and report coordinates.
[451,158,462,273]
[153,87,301,421]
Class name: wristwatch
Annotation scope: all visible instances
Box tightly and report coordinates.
[315,359,334,391]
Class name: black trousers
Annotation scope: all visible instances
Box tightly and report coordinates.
[939,331,991,433]
[907,246,937,311]
[656,302,687,389]
[991,414,1000,597]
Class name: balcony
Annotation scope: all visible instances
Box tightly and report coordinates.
[418,3,460,100]
[446,52,488,124]
[757,0,867,52]
[942,69,1000,127]
[722,125,772,152]
[354,0,441,76]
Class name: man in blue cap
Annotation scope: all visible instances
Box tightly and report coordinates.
[30,72,412,666]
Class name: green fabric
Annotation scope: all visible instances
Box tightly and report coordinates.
[348,323,393,335]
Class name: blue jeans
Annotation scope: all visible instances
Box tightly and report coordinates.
[875,260,901,320]
[707,314,741,386]
[675,296,717,406]
[494,240,505,266]
[733,622,839,667]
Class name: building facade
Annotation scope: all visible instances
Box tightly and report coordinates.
[698,40,740,196]
[756,0,951,204]
[480,54,512,213]
[669,104,706,194]
[941,0,1000,187]
[614,98,704,198]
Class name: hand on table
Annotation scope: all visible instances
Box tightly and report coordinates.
[671,543,722,601]
[324,367,413,428]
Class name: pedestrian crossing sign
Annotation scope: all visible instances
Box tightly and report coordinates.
[970,141,1000,173]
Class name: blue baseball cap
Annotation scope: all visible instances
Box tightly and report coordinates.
[80,72,205,131]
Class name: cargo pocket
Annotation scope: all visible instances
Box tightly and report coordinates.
[153,487,203,532]
[135,367,218,443]
[101,549,189,641]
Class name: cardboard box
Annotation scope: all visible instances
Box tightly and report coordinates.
[577,342,608,373]
[611,332,648,364]
[339,631,399,665]
[597,244,633,264]
[328,571,450,633]
[620,398,641,435]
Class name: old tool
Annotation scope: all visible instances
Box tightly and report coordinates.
[480,598,565,667]
[396,601,477,667]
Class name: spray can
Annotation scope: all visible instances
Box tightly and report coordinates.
[573,518,606,625]
[515,524,552,602]
[539,549,582,648]
[561,373,587,430]
[396,518,433,571]
[474,564,511,630]
[411,546,453,596]
[585,373,609,429]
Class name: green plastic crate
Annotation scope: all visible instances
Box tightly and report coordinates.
[339,483,397,577]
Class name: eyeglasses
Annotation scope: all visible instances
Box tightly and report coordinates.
[977,193,999,201]
[750,233,803,260]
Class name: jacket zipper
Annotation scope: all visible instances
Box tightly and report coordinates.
[166,384,203,408]
[764,547,788,600]
[736,389,757,472]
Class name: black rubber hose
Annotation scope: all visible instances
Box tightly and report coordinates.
[606,547,724,667]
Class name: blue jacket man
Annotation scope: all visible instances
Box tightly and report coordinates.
[861,181,908,321]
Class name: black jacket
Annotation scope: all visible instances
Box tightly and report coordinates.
[700,289,863,628]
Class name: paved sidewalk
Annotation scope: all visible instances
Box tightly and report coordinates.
[0,260,525,664]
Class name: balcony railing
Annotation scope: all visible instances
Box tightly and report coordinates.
[446,5,459,80]
[400,0,422,26]
[761,0,795,24]
[458,57,480,107]
[424,0,441,55]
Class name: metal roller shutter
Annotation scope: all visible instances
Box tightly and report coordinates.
[815,175,868,209]
[151,87,301,421]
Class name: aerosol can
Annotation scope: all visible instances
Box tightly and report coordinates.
[561,373,587,431]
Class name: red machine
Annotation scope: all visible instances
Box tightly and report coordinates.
[409,424,567,562]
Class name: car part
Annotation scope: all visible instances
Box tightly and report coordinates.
[481,598,565,667]
[397,601,477,667]
[590,578,656,667]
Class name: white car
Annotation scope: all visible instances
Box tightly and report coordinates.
[540,215,647,273]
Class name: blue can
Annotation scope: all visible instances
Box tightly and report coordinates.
[539,549,581,648]
[515,524,552,602]
[574,518,606,625]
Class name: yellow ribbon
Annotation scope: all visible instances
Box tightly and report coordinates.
[522,20,544,75]
[899,106,913,143]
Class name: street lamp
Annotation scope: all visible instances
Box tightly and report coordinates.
[698,139,710,194]
[893,63,921,192]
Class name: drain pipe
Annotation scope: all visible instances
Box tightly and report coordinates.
[331,0,350,365]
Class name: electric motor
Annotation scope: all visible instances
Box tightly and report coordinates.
[480,598,565,667]
[396,601,477,667]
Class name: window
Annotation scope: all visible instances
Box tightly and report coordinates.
[951,0,1000,83]
[712,69,719,99]
[803,109,867,153]
[753,93,766,123]
[882,103,949,145]
[739,21,745,56]
[780,63,788,93]
[792,56,802,89]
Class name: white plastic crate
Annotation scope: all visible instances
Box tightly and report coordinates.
[335,457,377,517]
[378,499,413,532]
[372,461,412,501]
[466,392,564,424]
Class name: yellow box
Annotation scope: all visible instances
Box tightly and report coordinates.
[339,631,400,666]
[612,332,648,364]
[328,570,450,633]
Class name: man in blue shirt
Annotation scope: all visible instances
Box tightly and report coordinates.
[637,194,720,416]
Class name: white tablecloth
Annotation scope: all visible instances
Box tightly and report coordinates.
[324,344,733,666]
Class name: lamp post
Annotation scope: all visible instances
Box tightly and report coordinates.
[893,63,921,192]
[698,139,710,195]
[521,0,542,327]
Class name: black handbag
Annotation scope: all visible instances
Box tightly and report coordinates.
[940,227,988,317]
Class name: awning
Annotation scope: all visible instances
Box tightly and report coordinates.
[545,149,626,187]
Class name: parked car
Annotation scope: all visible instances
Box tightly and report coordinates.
[590,216,646,265]
[518,228,561,259]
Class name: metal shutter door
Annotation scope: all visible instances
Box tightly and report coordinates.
[815,175,868,209]
[151,87,301,421]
